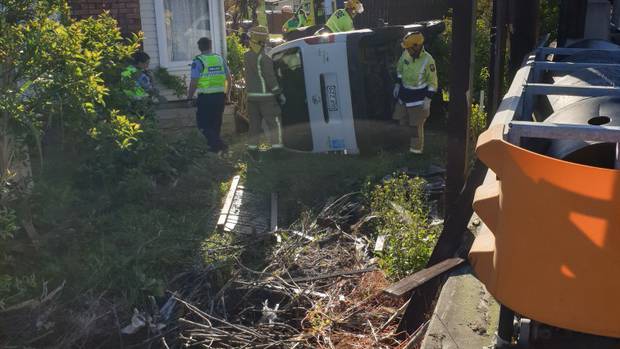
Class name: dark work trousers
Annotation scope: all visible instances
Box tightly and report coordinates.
[196,92,226,151]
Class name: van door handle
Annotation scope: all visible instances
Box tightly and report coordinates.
[319,74,329,123]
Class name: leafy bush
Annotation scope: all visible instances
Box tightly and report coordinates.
[468,103,487,167]
[366,174,439,280]
[154,67,187,97]
[227,33,248,82]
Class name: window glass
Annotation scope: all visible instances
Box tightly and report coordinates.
[163,0,210,62]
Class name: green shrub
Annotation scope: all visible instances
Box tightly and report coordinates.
[468,103,487,166]
[366,174,439,280]
[154,67,187,97]
[0,207,18,241]
[227,33,248,82]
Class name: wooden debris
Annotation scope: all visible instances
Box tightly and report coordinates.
[383,258,466,298]
[374,235,387,252]
[216,175,241,229]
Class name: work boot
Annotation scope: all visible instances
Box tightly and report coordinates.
[410,137,423,154]
[409,147,423,154]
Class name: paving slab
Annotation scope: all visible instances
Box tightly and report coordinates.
[420,265,499,349]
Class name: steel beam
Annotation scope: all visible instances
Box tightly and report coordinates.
[508,0,540,77]
[507,121,620,145]
[537,46,620,56]
[525,83,620,96]
[531,61,620,72]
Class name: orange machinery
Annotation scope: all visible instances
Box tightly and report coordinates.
[469,42,620,344]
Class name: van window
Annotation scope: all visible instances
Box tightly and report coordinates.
[273,48,313,151]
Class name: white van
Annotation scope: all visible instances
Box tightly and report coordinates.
[270,21,444,154]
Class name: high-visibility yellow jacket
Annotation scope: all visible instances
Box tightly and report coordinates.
[282,10,307,32]
[396,49,438,107]
[325,9,354,33]
[121,65,147,99]
[195,54,227,94]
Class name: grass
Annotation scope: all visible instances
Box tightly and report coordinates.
[2,132,236,307]
[0,114,448,346]
[244,127,447,225]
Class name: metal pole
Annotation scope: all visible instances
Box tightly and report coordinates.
[508,0,540,77]
[445,0,476,209]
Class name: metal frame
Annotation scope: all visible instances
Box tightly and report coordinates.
[510,46,620,169]
[521,46,620,120]
[507,121,620,169]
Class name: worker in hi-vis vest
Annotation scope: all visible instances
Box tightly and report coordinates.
[244,26,284,158]
[315,0,363,35]
[121,51,165,104]
[187,37,231,154]
[392,31,438,154]
[282,8,308,33]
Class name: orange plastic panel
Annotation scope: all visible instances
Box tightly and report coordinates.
[470,124,620,338]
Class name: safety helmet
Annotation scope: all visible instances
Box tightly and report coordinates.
[249,25,269,44]
[281,5,293,14]
[401,31,424,49]
[346,0,364,14]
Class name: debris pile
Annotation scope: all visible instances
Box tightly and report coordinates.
[176,193,413,348]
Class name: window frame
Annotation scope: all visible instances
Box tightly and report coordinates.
[153,0,216,70]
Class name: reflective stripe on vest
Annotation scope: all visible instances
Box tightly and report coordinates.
[247,52,274,98]
[196,54,226,94]
[325,9,353,33]
[121,65,147,99]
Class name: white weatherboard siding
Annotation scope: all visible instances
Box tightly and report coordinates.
[140,0,226,100]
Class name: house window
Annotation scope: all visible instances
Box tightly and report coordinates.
[155,0,211,68]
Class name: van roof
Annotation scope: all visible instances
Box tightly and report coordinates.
[269,22,437,56]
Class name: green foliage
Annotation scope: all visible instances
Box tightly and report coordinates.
[227,34,248,82]
[0,207,18,240]
[365,174,439,280]
[154,67,187,97]
[0,274,38,310]
[468,103,488,168]
[540,0,560,42]
[0,7,140,144]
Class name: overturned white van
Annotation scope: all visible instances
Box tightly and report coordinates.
[270,21,444,154]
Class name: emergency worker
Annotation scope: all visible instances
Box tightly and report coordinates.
[392,31,437,154]
[282,8,308,33]
[315,0,363,35]
[244,26,284,156]
[121,51,164,103]
[187,37,231,153]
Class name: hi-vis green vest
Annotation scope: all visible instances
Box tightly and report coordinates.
[196,54,226,94]
[121,65,147,99]
[325,9,353,33]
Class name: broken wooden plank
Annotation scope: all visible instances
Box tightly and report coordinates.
[383,258,465,298]
[270,192,278,232]
[374,235,386,252]
[217,175,241,230]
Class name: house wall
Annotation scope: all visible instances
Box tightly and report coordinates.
[139,0,227,101]
[69,0,142,36]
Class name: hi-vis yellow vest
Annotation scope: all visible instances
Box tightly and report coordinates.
[325,9,353,33]
[121,65,147,99]
[196,54,226,94]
